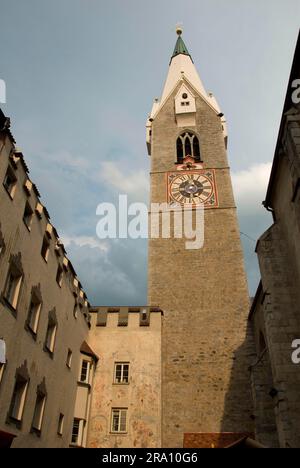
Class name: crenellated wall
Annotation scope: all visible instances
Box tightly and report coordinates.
[87,308,163,448]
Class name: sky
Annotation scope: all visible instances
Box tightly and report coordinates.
[0,0,299,305]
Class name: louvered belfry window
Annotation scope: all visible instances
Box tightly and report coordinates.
[176,132,201,163]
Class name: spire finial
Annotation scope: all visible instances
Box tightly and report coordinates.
[176,23,183,36]
[171,25,191,62]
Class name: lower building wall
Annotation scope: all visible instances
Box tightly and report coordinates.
[251,220,300,447]
[183,432,255,448]
[87,310,162,448]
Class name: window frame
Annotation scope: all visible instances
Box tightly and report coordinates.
[79,359,90,384]
[73,300,82,320]
[9,377,29,424]
[26,287,42,337]
[44,309,58,356]
[56,265,63,287]
[176,131,201,163]
[31,391,47,435]
[73,303,78,319]
[0,362,5,385]
[57,413,64,436]
[4,271,22,308]
[45,322,57,355]
[114,362,130,385]
[3,255,23,313]
[66,349,73,369]
[111,408,128,434]
[71,418,84,446]
[23,201,34,231]
[41,236,50,263]
[3,164,17,199]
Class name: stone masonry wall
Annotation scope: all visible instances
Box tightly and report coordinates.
[148,81,254,447]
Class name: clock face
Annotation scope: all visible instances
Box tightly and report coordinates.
[167,171,218,207]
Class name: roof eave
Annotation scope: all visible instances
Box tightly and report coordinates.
[265,30,300,209]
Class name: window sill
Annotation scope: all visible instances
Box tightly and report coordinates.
[23,222,32,233]
[43,346,54,359]
[110,432,128,436]
[77,381,91,390]
[24,323,38,341]
[30,427,41,437]
[113,382,130,386]
[3,185,15,201]
[6,415,22,430]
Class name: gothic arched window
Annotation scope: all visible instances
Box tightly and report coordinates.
[176,132,201,163]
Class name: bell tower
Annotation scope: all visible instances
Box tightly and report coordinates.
[147,29,254,448]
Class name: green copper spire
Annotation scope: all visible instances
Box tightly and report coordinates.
[171,26,192,62]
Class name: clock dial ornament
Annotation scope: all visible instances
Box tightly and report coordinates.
[167,170,218,208]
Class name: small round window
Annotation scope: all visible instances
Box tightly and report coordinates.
[182,93,188,99]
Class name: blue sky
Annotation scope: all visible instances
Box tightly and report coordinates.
[0,0,299,304]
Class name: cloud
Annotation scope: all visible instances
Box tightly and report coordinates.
[232,162,273,296]
[61,235,109,252]
[18,134,274,303]
[97,161,149,202]
[64,238,148,306]
[232,162,272,213]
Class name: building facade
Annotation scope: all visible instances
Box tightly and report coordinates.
[87,307,162,448]
[250,31,300,449]
[0,109,97,448]
[3,28,293,448]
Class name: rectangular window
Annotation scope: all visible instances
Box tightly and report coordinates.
[3,166,17,198]
[4,267,22,310]
[41,236,50,262]
[66,349,72,369]
[0,363,4,384]
[56,265,63,287]
[0,339,6,384]
[32,393,46,433]
[45,321,57,354]
[73,301,82,320]
[114,363,129,384]
[23,202,34,230]
[111,408,127,433]
[58,413,64,436]
[27,299,42,335]
[71,418,81,445]
[80,360,90,384]
[9,377,28,422]
[0,239,4,257]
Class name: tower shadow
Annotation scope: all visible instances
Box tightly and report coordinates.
[220,321,256,444]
